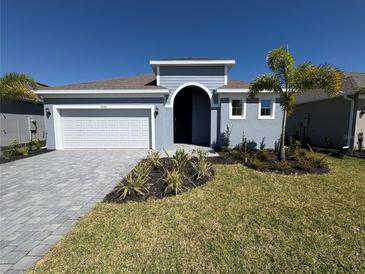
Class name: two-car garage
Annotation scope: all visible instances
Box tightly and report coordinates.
[52,107,153,149]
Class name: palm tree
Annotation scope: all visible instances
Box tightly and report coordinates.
[0,72,38,103]
[249,47,342,160]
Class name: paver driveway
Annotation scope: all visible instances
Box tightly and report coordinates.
[0,149,147,273]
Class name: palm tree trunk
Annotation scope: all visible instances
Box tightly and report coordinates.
[279,108,287,161]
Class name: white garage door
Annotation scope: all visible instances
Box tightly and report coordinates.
[61,109,151,148]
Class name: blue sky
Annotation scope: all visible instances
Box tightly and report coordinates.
[1,0,364,86]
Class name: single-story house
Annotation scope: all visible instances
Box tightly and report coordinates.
[0,83,48,147]
[287,72,365,149]
[35,58,283,150]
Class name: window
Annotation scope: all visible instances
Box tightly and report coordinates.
[232,100,243,116]
[258,99,275,119]
[260,100,272,116]
[229,98,246,119]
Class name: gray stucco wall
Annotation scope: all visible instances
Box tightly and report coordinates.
[159,66,225,90]
[43,93,283,150]
[219,94,283,149]
[1,113,45,146]
[1,100,45,146]
[287,97,351,148]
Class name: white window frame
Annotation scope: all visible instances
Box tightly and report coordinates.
[258,99,275,120]
[229,97,246,119]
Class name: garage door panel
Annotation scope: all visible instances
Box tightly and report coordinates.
[61,109,151,148]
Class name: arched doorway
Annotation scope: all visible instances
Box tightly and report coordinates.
[173,86,211,146]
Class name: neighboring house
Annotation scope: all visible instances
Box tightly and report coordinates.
[287,72,365,149]
[0,83,47,147]
[35,58,283,150]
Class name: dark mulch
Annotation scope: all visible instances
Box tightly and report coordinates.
[104,157,214,203]
[215,150,330,175]
[0,149,52,164]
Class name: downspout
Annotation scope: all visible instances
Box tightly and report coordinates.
[341,91,355,149]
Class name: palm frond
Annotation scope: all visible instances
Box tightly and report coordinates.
[249,74,282,98]
[267,47,294,86]
[293,63,342,96]
[0,72,38,103]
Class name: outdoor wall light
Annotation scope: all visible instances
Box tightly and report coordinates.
[45,107,51,119]
[154,107,159,117]
[360,109,365,117]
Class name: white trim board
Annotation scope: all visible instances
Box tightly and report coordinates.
[150,60,235,66]
[50,104,156,150]
[165,82,219,108]
[216,88,275,94]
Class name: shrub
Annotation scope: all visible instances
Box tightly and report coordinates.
[194,149,208,162]
[256,149,273,161]
[172,149,190,172]
[222,125,232,150]
[147,150,161,168]
[297,160,314,172]
[16,145,30,156]
[272,160,291,171]
[247,157,264,169]
[164,169,183,195]
[259,137,266,150]
[133,162,151,182]
[33,138,43,152]
[2,149,13,160]
[305,156,327,168]
[238,143,250,163]
[117,162,150,198]
[8,139,19,154]
[192,158,213,180]
[288,137,301,157]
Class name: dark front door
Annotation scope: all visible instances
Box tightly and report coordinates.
[174,88,192,143]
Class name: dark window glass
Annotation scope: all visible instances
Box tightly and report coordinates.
[232,100,242,116]
[260,100,272,116]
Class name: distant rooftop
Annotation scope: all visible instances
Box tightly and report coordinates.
[295,71,365,104]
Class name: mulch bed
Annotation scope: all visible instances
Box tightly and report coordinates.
[0,149,52,164]
[104,157,215,203]
[214,150,330,175]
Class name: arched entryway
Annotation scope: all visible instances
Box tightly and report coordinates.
[173,86,211,146]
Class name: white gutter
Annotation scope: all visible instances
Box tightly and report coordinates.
[34,89,169,95]
[216,88,275,94]
[341,91,355,149]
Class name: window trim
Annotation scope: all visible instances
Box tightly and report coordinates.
[229,98,246,119]
[258,99,275,120]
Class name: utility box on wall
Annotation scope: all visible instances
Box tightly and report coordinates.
[0,100,45,147]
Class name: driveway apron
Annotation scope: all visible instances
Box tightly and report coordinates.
[0,149,147,273]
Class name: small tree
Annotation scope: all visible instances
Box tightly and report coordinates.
[249,47,341,160]
[0,73,38,103]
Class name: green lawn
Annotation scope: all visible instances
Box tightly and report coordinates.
[31,155,365,273]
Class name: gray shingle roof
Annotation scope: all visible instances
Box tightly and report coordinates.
[220,79,250,89]
[295,71,365,104]
[39,74,162,90]
[343,72,365,90]
[39,73,250,90]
